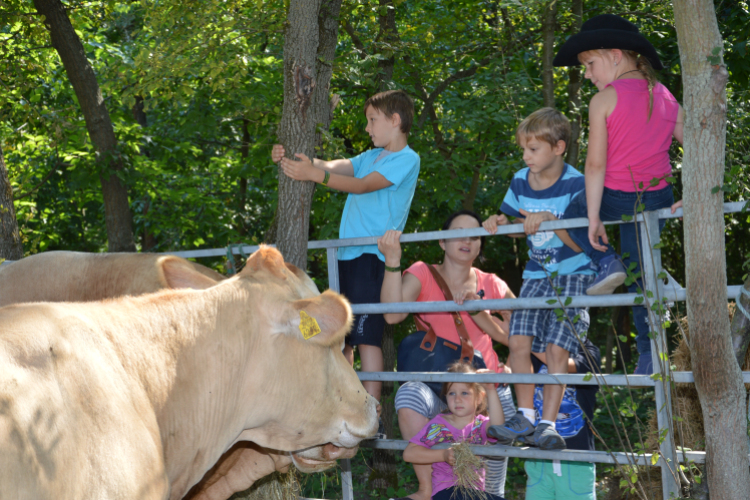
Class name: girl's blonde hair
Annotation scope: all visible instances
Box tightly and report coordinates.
[578,48,658,119]
[441,361,488,416]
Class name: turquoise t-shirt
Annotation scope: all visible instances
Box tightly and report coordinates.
[337,145,420,262]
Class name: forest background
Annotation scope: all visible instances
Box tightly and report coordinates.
[1,0,750,498]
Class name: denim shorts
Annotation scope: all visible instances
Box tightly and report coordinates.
[338,253,385,347]
[509,275,592,354]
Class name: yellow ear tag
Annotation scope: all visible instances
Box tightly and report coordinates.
[299,311,322,340]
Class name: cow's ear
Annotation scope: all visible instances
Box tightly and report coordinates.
[288,291,353,347]
[160,257,220,290]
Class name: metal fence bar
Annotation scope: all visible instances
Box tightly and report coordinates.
[641,211,679,498]
[350,285,743,315]
[361,439,728,466]
[356,370,750,384]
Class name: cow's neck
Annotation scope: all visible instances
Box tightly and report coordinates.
[104,283,257,498]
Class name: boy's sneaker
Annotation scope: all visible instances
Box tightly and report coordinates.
[586,254,627,296]
[487,411,535,441]
[529,423,566,450]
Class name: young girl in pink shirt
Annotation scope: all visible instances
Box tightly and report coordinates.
[403,361,508,500]
[553,14,684,374]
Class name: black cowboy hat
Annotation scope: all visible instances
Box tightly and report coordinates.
[553,14,663,70]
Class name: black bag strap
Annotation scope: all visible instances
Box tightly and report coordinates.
[414,265,475,362]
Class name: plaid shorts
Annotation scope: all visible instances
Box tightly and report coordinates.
[509,274,593,354]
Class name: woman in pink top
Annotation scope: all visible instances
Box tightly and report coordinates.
[552,14,684,374]
[377,210,516,500]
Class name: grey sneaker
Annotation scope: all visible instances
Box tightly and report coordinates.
[587,254,627,296]
[487,411,535,441]
[529,423,566,450]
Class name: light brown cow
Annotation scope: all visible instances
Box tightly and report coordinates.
[0,251,225,307]
[0,246,378,500]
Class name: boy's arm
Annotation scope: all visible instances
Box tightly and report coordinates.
[403,442,454,465]
[279,152,393,194]
[517,209,582,253]
[272,145,354,176]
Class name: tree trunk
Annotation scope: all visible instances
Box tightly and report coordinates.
[33,0,136,252]
[0,147,23,260]
[674,1,750,497]
[541,0,558,108]
[375,0,397,90]
[370,324,398,493]
[565,0,583,167]
[237,117,250,237]
[275,0,341,269]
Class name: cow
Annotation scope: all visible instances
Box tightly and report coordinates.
[0,246,378,500]
[0,250,362,499]
[0,251,226,306]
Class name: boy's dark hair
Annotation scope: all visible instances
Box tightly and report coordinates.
[363,90,414,135]
[441,209,486,262]
[516,107,571,150]
[440,361,488,416]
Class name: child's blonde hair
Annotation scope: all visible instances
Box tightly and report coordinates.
[578,48,658,119]
[441,361,488,416]
[515,107,571,150]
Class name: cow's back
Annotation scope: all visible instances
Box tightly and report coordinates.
[0,303,169,500]
[0,251,223,307]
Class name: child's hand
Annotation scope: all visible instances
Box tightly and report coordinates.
[271,144,285,163]
[671,200,684,221]
[482,214,509,234]
[443,447,456,466]
[377,230,403,267]
[588,216,609,252]
[279,153,317,182]
[518,209,555,235]
[476,368,496,392]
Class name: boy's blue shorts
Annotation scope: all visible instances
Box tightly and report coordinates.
[509,275,593,354]
[338,253,385,347]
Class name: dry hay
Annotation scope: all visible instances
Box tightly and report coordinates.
[230,467,300,500]
[607,304,738,500]
[451,441,488,500]
[645,302,740,452]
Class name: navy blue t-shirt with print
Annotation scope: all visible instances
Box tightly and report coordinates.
[500,164,595,279]
[530,338,601,451]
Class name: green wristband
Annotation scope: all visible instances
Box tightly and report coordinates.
[321,171,330,186]
[384,264,401,273]
[469,310,481,316]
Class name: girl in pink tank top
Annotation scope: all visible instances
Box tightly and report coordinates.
[552,14,684,375]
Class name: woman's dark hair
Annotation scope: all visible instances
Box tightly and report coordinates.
[441,209,486,261]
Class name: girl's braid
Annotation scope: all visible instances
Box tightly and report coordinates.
[628,50,658,120]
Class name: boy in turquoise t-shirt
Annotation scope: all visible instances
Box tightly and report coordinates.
[272,89,420,406]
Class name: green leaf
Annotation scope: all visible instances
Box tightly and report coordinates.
[564,297,572,306]
[712,185,722,194]
[583,372,593,381]
[651,453,659,465]
[634,296,645,305]
[546,299,557,305]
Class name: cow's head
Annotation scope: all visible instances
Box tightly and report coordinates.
[230,246,378,452]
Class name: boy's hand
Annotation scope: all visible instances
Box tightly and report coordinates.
[482,214,509,234]
[271,144,286,163]
[279,153,318,182]
[443,447,456,466]
[518,209,555,235]
[377,230,403,267]
[588,215,609,252]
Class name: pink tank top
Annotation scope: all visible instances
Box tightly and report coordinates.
[604,80,680,192]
